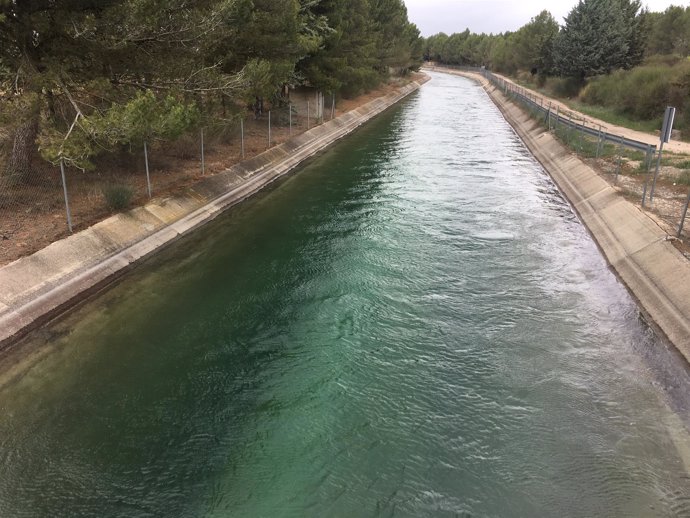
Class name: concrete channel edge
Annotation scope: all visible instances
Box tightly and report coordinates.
[0,76,430,349]
[441,68,690,364]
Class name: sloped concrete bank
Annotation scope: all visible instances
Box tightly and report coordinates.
[0,76,429,349]
[442,67,690,364]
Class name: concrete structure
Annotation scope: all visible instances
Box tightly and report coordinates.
[439,67,690,364]
[0,77,429,349]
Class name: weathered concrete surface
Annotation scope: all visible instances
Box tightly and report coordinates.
[0,76,429,348]
[443,68,690,363]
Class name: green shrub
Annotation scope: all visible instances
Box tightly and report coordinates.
[678,171,690,186]
[102,183,134,211]
[544,76,582,98]
[580,61,690,128]
[644,54,684,67]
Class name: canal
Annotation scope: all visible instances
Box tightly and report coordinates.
[0,72,689,517]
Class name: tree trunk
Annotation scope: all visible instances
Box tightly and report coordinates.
[3,116,39,182]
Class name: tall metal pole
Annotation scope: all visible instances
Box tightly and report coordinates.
[651,106,676,204]
[59,158,73,233]
[144,140,152,198]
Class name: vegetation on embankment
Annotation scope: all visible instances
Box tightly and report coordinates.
[0,1,422,177]
[422,1,690,137]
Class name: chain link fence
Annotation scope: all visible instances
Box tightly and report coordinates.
[469,67,690,242]
[0,91,337,266]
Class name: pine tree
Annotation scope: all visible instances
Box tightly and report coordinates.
[554,0,647,80]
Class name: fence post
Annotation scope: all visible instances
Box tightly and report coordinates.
[579,118,585,153]
[649,142,665,204]
[268,110,271,149]
[596,125,603,158]
[555,106,560,132]
[59,158,73,234]
[546,103,552,130]
[642,146,654,208]
[240,119,245,159]
[645,145,653,172]
[679,189,690,238]
[615,135,624,182]
[307,100,310,129]
[200,127,205,176]
[144,140,152,198]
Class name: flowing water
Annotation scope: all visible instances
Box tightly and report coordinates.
[1,72,689,517]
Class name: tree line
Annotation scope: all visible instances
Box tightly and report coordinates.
[0,0,423,177]
[423,0,690,81]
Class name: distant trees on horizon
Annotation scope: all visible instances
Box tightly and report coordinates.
[422,0,690,80]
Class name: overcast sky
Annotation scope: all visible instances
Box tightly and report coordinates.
[404,0,689,36]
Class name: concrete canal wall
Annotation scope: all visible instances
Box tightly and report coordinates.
[0,76,429,348]
[438,67,690,364]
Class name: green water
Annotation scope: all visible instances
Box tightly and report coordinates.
[1,72,689,517]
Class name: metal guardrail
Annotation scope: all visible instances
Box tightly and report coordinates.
[427,64,655,155]
[428,64,690,238]
[478,68,657,158]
